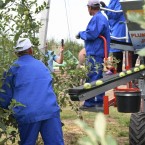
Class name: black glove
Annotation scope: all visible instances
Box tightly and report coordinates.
[75,33,80,39]
[100,1,106,8]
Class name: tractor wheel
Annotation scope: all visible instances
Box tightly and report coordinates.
[129,112,145,145]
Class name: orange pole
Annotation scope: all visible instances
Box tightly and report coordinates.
[104,95,109,115]
[99,35,108,61]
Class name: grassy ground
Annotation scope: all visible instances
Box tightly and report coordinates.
[6,86,132,145]
[61,106,131,145]
[36,88,131,145]
[3,106,131,145]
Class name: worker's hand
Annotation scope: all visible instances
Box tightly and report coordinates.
[75,33,80,39]
[100,1,106,7]
[59,46,64,54]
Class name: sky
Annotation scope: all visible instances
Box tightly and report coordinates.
[41,0,110,44]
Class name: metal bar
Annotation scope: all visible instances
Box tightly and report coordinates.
[100,7,123,13]
[114,88,140,92]
[111,36,127,40]
[110,43,134,51]
[78,72,142,101]
[109,98,116,106]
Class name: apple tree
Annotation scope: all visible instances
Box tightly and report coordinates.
[0,0,48,144]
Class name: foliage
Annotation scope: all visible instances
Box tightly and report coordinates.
[47,38,83,58]
[64,39,83,58]
[75,113,117,145]
[60,107,130,145]
[40,39,85,116]
[126,0,145,56]
[46,40,104,118]
[52,50,89,118]
[0,0,48,46]
[104,53,120,71]
[127,1,145,30]
[0,0,14,9]
[0,99,25,144]
[0,0,48,144]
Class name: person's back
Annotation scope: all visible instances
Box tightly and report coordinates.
[84,10,110,57]
[0,38,64,145]
[105,0,126,42]
[10,54,60,123]
[101,0,138,73]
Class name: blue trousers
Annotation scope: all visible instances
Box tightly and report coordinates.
[18,117,64,145]
[84,56,104,107]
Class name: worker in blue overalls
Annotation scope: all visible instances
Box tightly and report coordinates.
[0,38,64,145]
[100,0,138,74]
[76,0,110,108]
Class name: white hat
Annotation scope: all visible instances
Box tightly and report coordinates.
[14,38,33,52]
[87,0,100,7]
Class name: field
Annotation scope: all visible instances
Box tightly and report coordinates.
[37,105,131,145]
[3,103,132,145]
[36,88,131,145]
[62,104,131,145]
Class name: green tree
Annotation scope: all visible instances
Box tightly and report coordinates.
[127,0,145,56]
[0,0,48,144]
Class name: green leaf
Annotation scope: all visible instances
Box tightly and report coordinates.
[0,138,8,145]
[136,48,145,56]
[106,135,118,145]
[0,89,5,93]
[94,113,106,139]
[0,122,6,131]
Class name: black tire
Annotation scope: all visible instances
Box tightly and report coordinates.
[129,112,145,145]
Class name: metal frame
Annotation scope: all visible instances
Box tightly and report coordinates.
[69,68,145,114]
[69,69,145,101]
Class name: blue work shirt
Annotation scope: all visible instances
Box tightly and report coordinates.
[0,55,60,123]
[105,0,130,52]
[46,50,59,73]
[79,11,110,58]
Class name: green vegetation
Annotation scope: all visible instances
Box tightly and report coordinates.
[0,1,86,142]
[0,0,49,144]
[127,0,145,56]
[46,38,83,58]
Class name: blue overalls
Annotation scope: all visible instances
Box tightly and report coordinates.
[79,11,110,107]
[0,55,64,145]
[105,0,127,72]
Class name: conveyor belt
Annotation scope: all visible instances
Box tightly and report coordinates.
[68,67,145,101]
